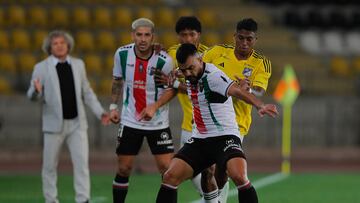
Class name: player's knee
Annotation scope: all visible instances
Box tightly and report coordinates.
[162,170,181,186]
[117,164,132,177]
[230,172,248,186]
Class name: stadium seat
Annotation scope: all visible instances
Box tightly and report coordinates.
[136,7,154,20]
[87,77,98,93]
[98,78,112,95]
[0,31,9,50]
[156,7,175,28]
[8,5,26,27]
[93,7,112,29]
[0,77,12,95]
[33,30,48,50]
[351,57,360,74]
[327,9,350,30]
[28,6,48,28]
[84,54,102,75]
[203,32,221,46]
[118,33,132,45]
[323,31,345,55]
[160,31,177,50]
[75,31,95,52]
[96,31,116,53]
[330,56,350,77]
[223,31,235,45]
[50,6,69,28]
[176,8,194,19]
[11,29,31,51]
[197,8,217,28]
[345,32,360,55]
[0,52,16,74]
[114,7,133,27]
[18,53,37,73]
[0,8,4,27]
[298,31,322,55]
[72,7,91,28]
[104,54,114,75]
[304,8,327,29]
[283,9,304,29]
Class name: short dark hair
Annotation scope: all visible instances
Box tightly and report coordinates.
[236,18,258,32]
[175,16,202,34]
[176,43,197,64]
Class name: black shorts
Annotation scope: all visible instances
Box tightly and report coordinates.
[174,135,245,177]
[116,125,174,155]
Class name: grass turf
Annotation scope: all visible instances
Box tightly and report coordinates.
[0,173,359,203]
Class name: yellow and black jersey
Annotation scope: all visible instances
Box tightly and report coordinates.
[167,43,208,132]
[203,44,271,136]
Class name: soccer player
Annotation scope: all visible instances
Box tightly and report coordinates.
[202,18,272,202]
[142,43,278,203]
[165,16,219,202]
[109,18,175,203]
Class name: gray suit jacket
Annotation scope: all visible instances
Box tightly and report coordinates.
[27,55,105,133]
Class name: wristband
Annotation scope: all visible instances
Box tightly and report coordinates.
[109,103,118,111]
[173,79,180,89]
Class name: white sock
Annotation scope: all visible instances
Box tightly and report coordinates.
[202,189,219,203]
[191,173,203,195]
[218,181,229,203]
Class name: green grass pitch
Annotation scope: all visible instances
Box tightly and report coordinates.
[0,173,359,203]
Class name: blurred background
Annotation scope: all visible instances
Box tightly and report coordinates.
[0,0,360,175]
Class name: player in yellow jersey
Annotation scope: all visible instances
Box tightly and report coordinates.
[203,18,272,203]
[166,16,219,203]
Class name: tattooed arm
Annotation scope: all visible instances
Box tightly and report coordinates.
[109,76,123,124]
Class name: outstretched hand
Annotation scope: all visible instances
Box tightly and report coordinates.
[257,104,279,118]
[101,112,111,125]
[234,75,250,92]
[110,109,120,124]
[154,70,170,87]
[152,43,165,55]
[138,103,157,121]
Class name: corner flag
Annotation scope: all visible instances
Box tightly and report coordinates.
[273,65,300,106]
[273,65,300,175]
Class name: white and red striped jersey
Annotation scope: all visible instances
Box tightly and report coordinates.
[113,43,173,130]
[186,63,240,138]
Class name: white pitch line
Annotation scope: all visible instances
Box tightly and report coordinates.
[91,196,108,203]
[191,172,289,203]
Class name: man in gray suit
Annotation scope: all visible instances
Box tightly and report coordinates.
[27,30,110,203]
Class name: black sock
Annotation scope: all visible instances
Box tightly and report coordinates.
[112,174,129,203]
[156,183,177,203]
[237,182,258,203]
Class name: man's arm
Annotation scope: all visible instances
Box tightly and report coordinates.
[227,83,278,118]
[139,88,177,121]
[109,76,123,124]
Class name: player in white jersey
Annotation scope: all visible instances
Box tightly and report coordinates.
[109,18,175,203]
[141,43,278,203]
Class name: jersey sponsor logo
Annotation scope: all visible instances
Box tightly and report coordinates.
[187,138,194,144]
[157,132,173,145]
[160,131,169,140]
[127,63,134,67]
[242,67,253,77]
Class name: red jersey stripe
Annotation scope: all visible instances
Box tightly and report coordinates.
[190,86,207,133]
[133,58,148,115]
